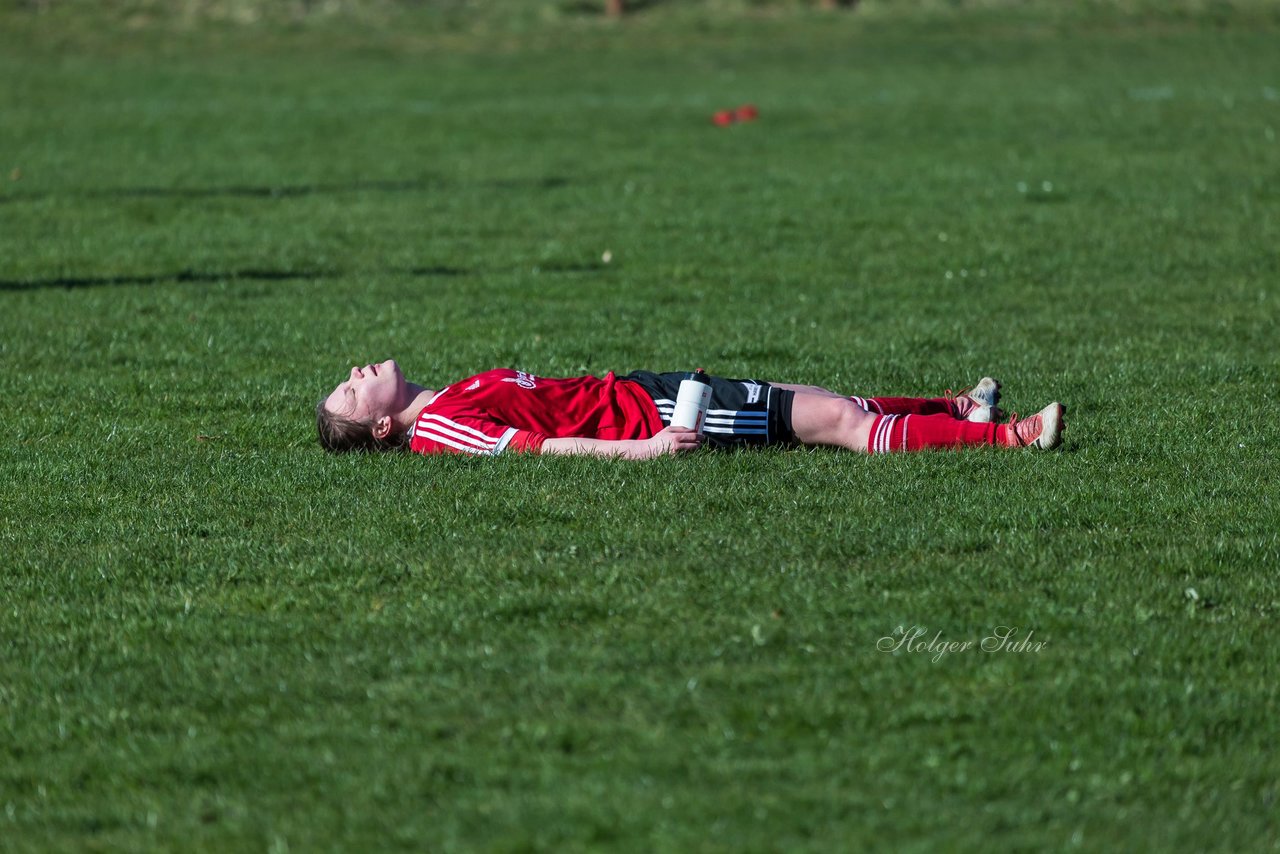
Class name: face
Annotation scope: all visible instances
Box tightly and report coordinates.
[323,359,407,424]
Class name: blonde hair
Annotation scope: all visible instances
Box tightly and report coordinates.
[315,399,409,454]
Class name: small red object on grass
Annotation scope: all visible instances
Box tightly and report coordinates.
[734,104,759,121]
[712,109,735,126]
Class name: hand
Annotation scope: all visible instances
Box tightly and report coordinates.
[639,426,702,458]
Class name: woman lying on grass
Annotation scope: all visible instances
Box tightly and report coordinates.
[316,360,1065,459]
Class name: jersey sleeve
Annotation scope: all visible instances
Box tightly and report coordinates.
[409,407,545,456]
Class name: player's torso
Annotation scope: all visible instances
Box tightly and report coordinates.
[430,369,657,439]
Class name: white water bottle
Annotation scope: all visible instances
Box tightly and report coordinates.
[671,369,713,433]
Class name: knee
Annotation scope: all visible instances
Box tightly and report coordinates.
[793,396,874,448]
[829,399,874,438]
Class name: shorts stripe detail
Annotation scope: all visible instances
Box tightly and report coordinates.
[655,408,768,432]
[707,409,766,418]
[704,424,768,434]
[705,414,766,423]
[654,406,766,418]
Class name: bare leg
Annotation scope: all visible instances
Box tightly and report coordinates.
[771,382,848,399]
[771,381,960,417]
[789,392,878,452]
[789,391,1010,452]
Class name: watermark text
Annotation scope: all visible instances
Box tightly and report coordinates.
[876,625,1047,663]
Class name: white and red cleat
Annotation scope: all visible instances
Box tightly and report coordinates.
[999,402,1066,449]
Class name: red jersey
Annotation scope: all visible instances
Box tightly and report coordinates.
[408,369,662,456]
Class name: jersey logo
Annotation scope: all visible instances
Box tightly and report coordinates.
[741,381,762,404]
[502,371,537,390]
[466,379,481,391]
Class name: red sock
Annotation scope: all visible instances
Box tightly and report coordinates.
[866,413,997,453]
[850,396,955,417]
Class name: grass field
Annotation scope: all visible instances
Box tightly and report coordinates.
[2,3,1279,850]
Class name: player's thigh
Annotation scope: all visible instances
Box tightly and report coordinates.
[767,382,846,398]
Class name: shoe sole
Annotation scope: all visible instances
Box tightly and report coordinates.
[1033,402,1065,449]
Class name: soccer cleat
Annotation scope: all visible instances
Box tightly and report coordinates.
[999,402,1066,449]
[947,377,1002,423]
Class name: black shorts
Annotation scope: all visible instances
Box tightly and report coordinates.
[622,371,797,447]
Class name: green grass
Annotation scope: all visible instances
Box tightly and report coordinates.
[2,5,1279,851]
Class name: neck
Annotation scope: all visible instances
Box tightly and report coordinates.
[391,383,435,433]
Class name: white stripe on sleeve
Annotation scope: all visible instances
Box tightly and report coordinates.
[415,429,492,455]
[421,414,503,445]
[417,423,497,453]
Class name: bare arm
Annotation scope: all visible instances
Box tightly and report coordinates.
[540,426,701,460]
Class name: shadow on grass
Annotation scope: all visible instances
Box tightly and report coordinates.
[0,266,471,291]
[0,268,328,291]
[559,0,667,14]
[407,265,469,277]
[533,261,610,273]
[0,175,571,205]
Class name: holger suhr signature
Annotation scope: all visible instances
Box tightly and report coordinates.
[877,625,1047,663]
